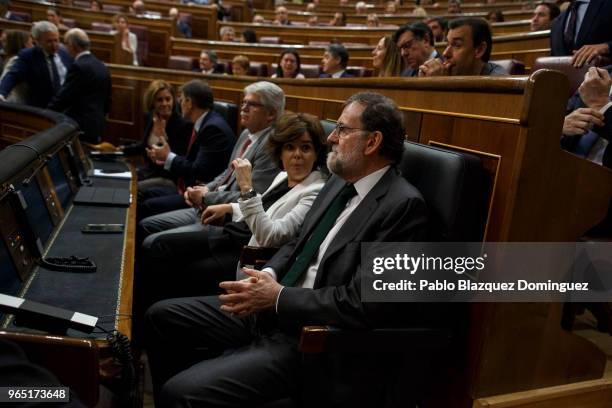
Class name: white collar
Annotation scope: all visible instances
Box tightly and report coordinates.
[193,110,209,132]
[331,69,345,78]
[75,50,91,60]
[352,165,391,199]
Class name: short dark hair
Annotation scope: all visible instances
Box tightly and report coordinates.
[448,17,493,62]
[242,29,257,43]
[344,92,405,165]
[268,112,327,171]
[393,22,434,46]
[180,79,214,110]
[275,49,302,78]
[426,16,447,31]
[536,2,560,20]
[327,44,349,68]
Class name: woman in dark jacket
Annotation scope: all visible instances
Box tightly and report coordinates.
[121,80,192,190]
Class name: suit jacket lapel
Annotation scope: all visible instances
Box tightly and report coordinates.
[577,0,603,45]
[313,169,396,287]
[227,127,271,186]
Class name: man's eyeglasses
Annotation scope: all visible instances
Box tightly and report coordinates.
[332,123,367,138]
[397,39,416,51]
[241,100,265,109]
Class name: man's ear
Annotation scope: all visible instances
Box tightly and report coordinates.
[364,131,383,156]
[474,41,487,60]
[266,108,277,124]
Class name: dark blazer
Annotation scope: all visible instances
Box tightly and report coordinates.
[319,70,355,78]
[401,49,442,77]
[551,0,612,56]
[170,110,235,186]
[48,53,111,143]
[0,46,72,108]
[266,169,428,329]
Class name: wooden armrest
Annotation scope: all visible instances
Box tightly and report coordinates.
[299,325,453,354]
[0,330,99,406]
[239,246,280,270]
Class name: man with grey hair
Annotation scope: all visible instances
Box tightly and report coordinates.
[198,49,223,74]
[138,81,282,258]
[48,28,111,143]
[320,44,354,78]
[0,20,72,107]
[219,26,235,42]
[144,91,428,406]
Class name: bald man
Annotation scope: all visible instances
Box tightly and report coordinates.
[48,28,111,143]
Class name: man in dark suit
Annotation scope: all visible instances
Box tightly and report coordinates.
[561,66,611,169]
[48,29,111,144]
[197,50,224,75]
[550,0,612,67]
[394,22,442,77]
[0,21,72,107]
[140,79,235,218]
[319,44,355,78]
[144,92,428,407]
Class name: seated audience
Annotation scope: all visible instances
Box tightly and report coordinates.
[198,50,223,74]
[551,0,612,67]
[355,1,367,15]
[486,10,504,23]
[330,11,347,27]
[448,0,462,14]
[130,0,147,16]
[144,91,428,408]
[426,17,447,43]
[413,7,428,17]
[47,8,69,30]
[253,14,265,24]
[561,67,612,169]
[140,80,236,218]
[48,28,111,144]
[307,15,319,26]
[0,21,72,107]
[531,2,560,31]
[419,17,507,76]
[241,29,257,43]
[320,44,353,78]
[0,29,32,103]
[169,8,192,39]
[136,112,327,309]
[121,80,192,190]
[111,14,139,66]
[90,0,102,12]
[367,13,380,28]
[138,82,282,250]
[385,1,397,14]
[231,55,250,76]
[272,49,305,79]
[0,0,23,21]
[274,6,292,25]
[394,22,440,77]
[220,26,235,42]
[373,35,405,77]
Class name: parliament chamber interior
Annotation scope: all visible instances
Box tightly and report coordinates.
[1,0,612,407]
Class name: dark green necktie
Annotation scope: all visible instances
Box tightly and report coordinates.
[280,183,357,287]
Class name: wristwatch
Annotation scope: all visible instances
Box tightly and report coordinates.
[240,188,257,200]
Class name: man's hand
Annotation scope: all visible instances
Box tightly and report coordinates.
[145,142,170,165]
[563,107,605,136]
[184,185,208,207]
[579,67,612,110]
[200,203,232,225]
[418,58,450,77]
[232,158,253,193]
[572,43,610,68]
[218,269,282,317]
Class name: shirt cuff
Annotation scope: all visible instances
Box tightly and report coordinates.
[275,286,284,315]
[163,152,176,170]
[261,267,277,281]
[599,101,612,114]
[230,202,241,221]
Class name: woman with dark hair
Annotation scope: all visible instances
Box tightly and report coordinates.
[0,30,32,103]
[271,49,305,78]
[136,112,328,310]
[121,80,191,187]
[240,28,257,43]
[486,10,504,23]
[111,13,139,66]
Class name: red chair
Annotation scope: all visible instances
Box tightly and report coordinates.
[167,56,197,71]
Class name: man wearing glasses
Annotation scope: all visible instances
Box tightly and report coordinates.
[145,92,428,407]
[393,22,441,77]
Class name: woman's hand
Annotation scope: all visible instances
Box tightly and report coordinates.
[232,158,253,193]
[201,204,233,225]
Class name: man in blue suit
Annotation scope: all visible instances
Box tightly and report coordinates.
[48,29,111,144]
[550,0,612,67]
[0,21,72,107]
[319,44,355,78]
[139,79,236,218]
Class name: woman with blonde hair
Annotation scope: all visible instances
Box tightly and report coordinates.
[372,35,405,77]
[231,55,250,76]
